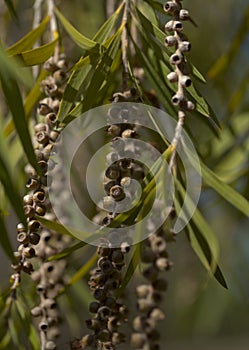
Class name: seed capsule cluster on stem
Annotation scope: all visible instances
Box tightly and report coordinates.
[164,0,195,111]
[9,55,70,350]
[82,90,145,350]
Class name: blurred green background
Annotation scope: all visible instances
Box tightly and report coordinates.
[0,0,249,349]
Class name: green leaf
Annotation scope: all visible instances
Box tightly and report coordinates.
[186,224,228,289]
[0,156,26,225]
[28,325,40,350]
[65,253,98,289]
[201,161,249,217]
[0,213,15,262]
[48,241,86,261]
[93,2,125,43]
[37,216,76,237]
[4,69,48,137]
[0,50,40,176]
[54,7,99,52]
[4,0,18,21]
[13,36,59,66]
[175,180,227,288]
[7,16,49,55]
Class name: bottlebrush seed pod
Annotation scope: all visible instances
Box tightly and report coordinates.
[33,190,46,203]
[164,1,179,13]
[45,112,57,126]
[97,329,111,342]
[104,180,118,194]
[165,35,177,47]
[165,20,183,32]
[105,164,120,180]
[171,93,184,106]
[17,232,29,244]
[131,333,146,348]
[38,160,48,174]
[180,75,192,87]
[50,130,60,142]
[26,177,40,190]
[23,247,36,258]
[36,131,49,145]
[89,301,100,313]
[23,194,33,206]
[23,261,34,273]
[170,52,183,65]
[31,306,42,317]
[108,124,121,136]
[39,320,48,331]
[98,257,113,274]
[150,308,165,321]
[35,204,46,216]
[28,220,41,232]
[187,100,196,111]
[121,129,136,138]
[38,103,52,116]
[45,341,56,350]
[179,9,190,21]
[29,232,40,245]
[167,71,178,83]
[17,223,25,232]
[111,250,124,264]
[23,205,35,218]
[34,149,44,161]
[136,284,151,298]
[110,185,125,201]
[179,41,192,52]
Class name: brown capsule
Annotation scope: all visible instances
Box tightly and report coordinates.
[45,112,57,126]
[28,220,41,232]
[136,284,151,298]
[17,223,25,233]
[23,194,33,206]
[45,341,56,350]
[105,164,120,180]
[36,131,49,145]
[23,261,34,274]
[89,301,100,313]
[150,307,165,321]
[164,1,180,13]
[29,232,40,245]
[170,52,183,65]
[53,70,66,86]
[81,334,95,347]
[97,329,111,342]
[38,160,48,174]
[26,176,40,190]
[34,149,44,161]
[141,247,156,263]
[42,298,57,310]
[50,130,60,142]
[112,332,126,344]
[110,185,125,201]
[34,123,48,133]
[35,204,46,216]
[31,306,42,317]
[98,257,113,274]
[131,333,146,348]
[111,250,124,264]
[85,319,101,331]
[121,129,136,138]
[17,232,29,244]
[150,236,167,254]
[33,190,46,203]
[108,124,121,136]
[97,306,111,319]
[93,287,107,301]
[23,247,36,258]
[38,103,52,116]
[104,180,118,195]
[39,320,48,331]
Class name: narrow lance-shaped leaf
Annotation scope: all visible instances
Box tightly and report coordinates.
[7,16,50,55]
[201,161,249,217]
[0,213,15,262]
[54,7,100,52]
[13,34,59,67]
[0,157,26,225]
[0,47,40,176]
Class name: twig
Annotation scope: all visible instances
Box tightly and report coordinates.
[47,0,59,61]
[121,0,130,91]
[32,0,44,78]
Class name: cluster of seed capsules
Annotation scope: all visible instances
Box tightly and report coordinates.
[164,0,195,111]
[81,90,146,350]
[10,55,69,350]
[131,227,172,350]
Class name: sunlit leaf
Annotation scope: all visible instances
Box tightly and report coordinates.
[13,35,59,66]
[0,51,40,176]
[7,16,49,55]
[201,161,249,217]
[54,7,100,52]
